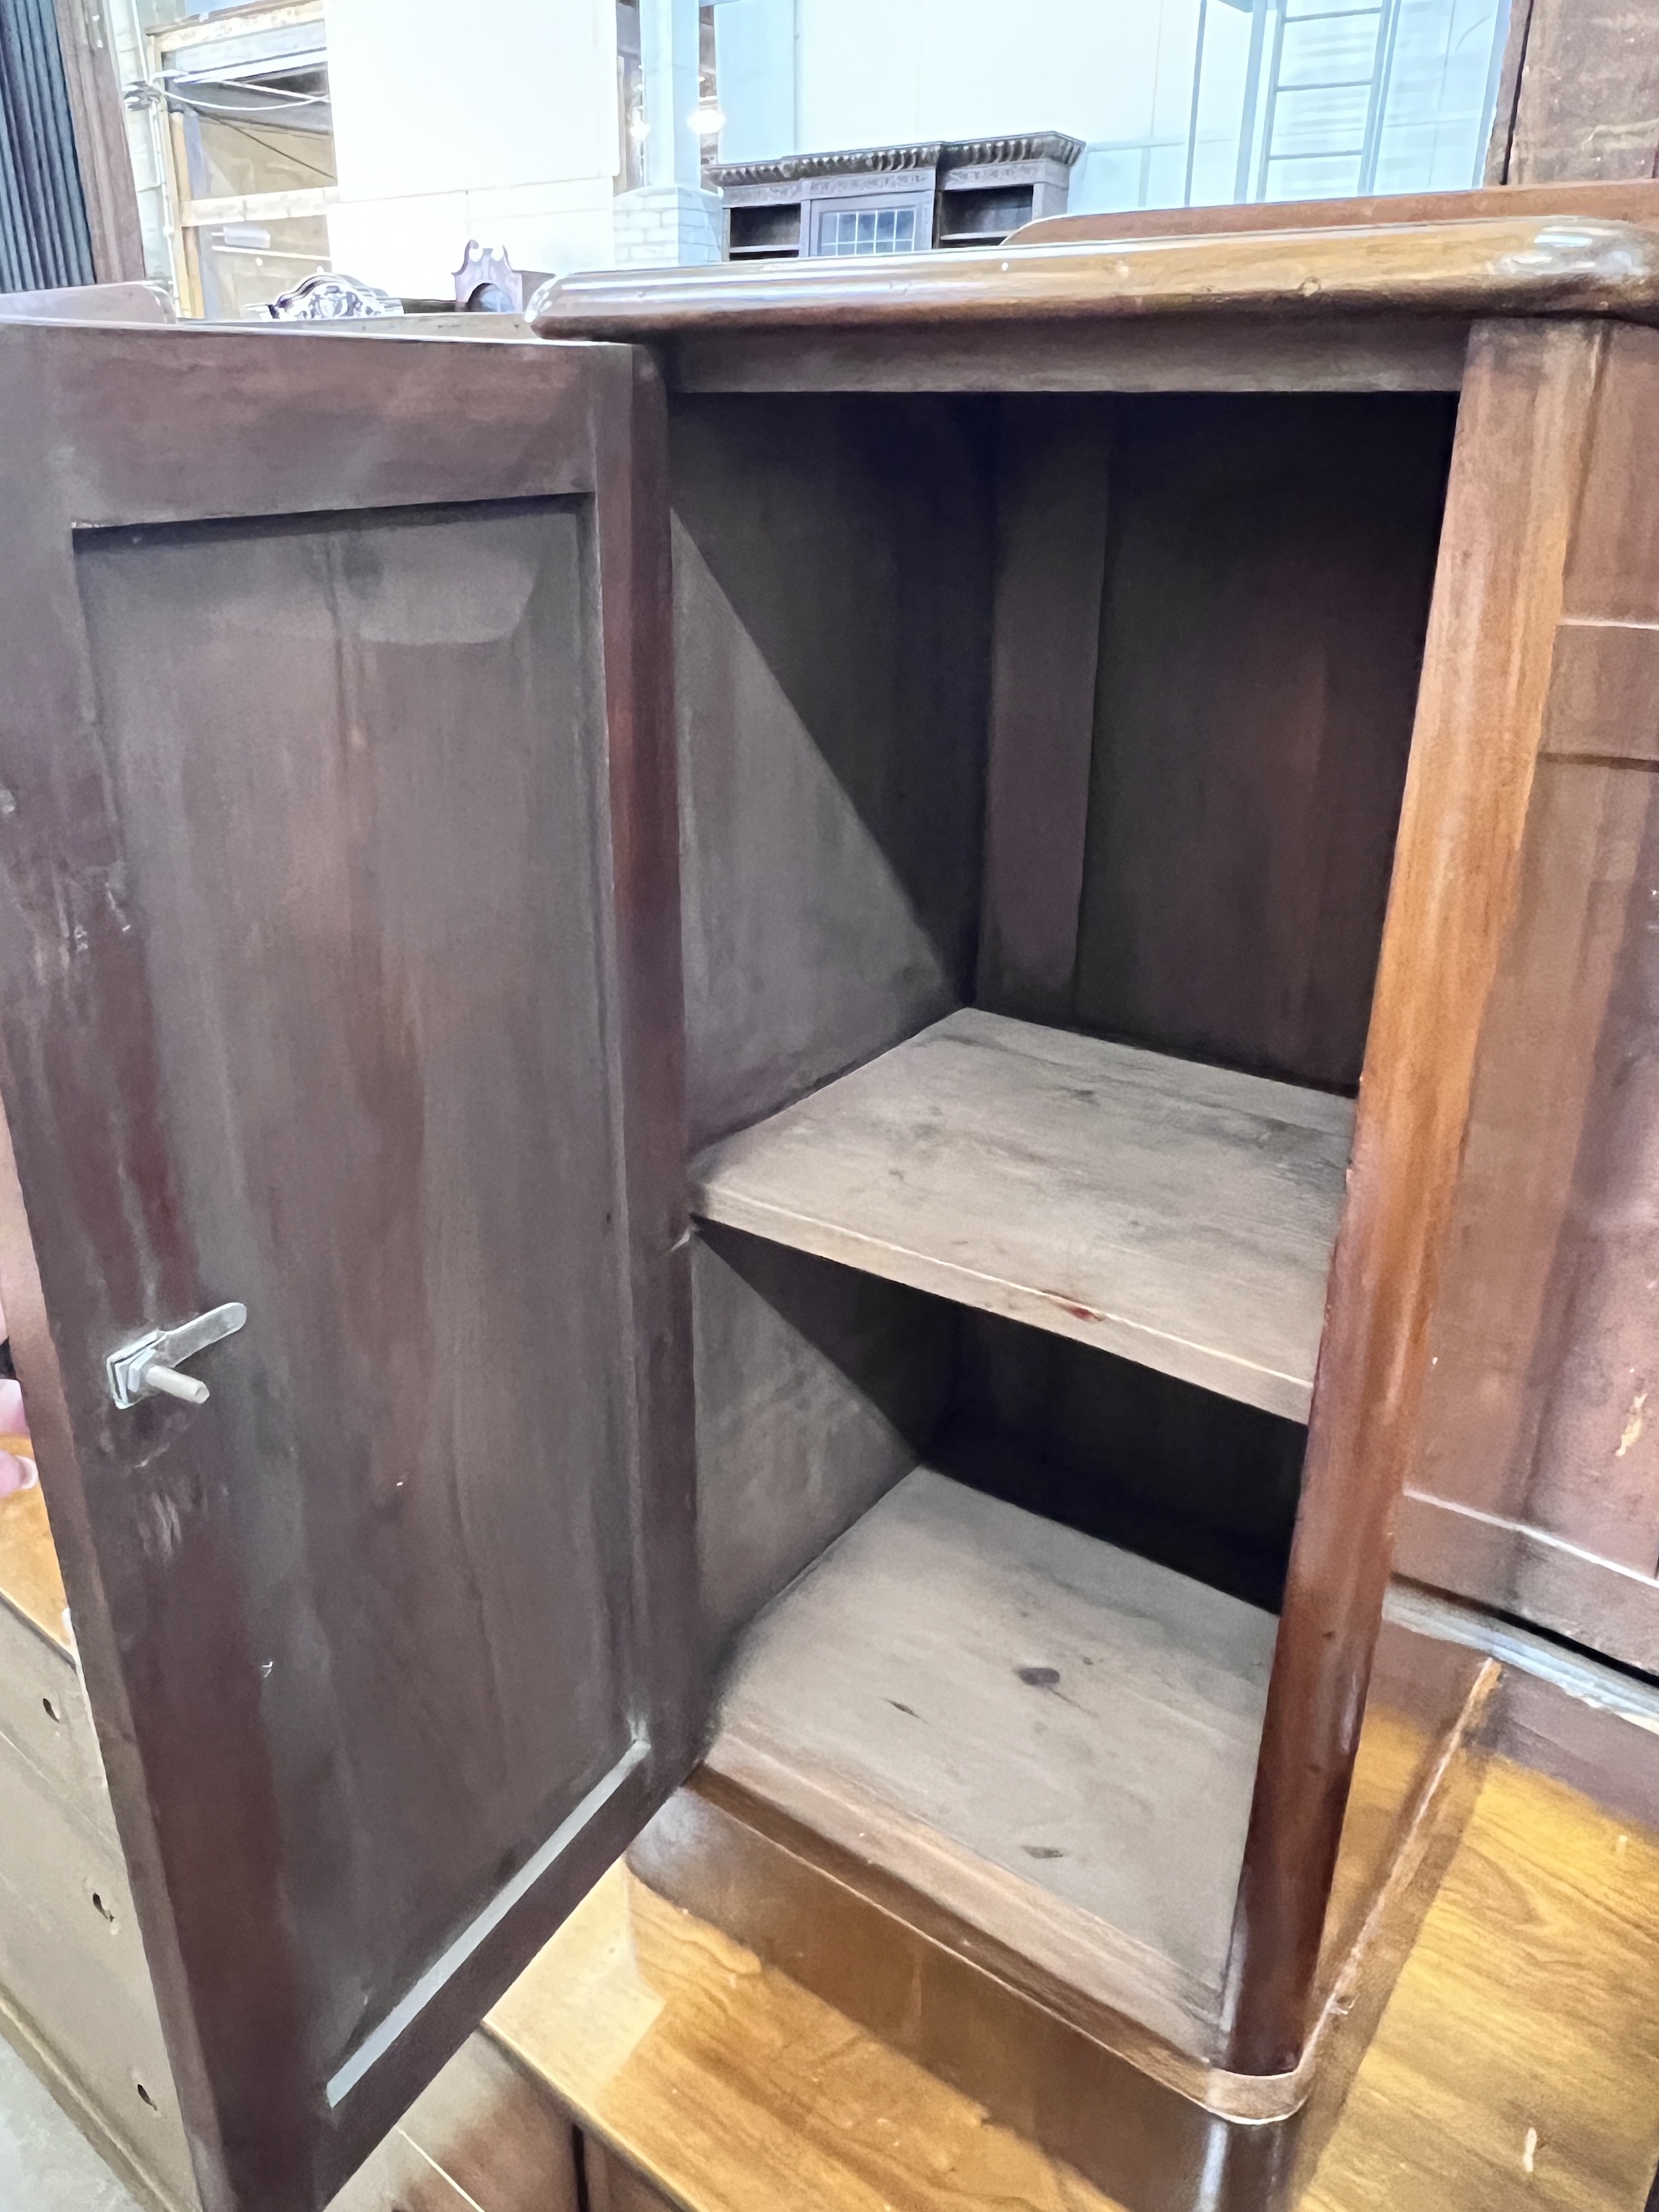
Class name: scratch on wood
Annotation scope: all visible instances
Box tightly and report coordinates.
[141,1488,183,1564]
[1616,1388,1647,1458]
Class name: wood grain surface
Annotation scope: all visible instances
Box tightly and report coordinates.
[532,217,1659,340]
[0,321,695,2211]
[690,1226,952,1664]
[670,394,992,1152]
[694,1010,1352,1420]
[1073,393,1453,1092]
[1404,324,1659,1670]
[1499,0,1659,186]
[661,317,1474,397]
[975,397,1113,1022]
[490,1702,1659,2212]
[1015,179,1659,248]
[707,1467,1276,2059]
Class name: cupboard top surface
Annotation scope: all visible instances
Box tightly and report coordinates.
[533,216,1659,342]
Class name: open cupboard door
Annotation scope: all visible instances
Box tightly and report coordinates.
[0,318,696,2212]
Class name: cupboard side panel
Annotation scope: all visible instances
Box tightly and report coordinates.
[1221,319,1606,2076]
[668,394,995,1152]
[693,1228,956,1664]
[1401,322,1659,1664]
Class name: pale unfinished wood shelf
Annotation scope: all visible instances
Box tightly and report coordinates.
[691,1008,1354,1421]
[708,1466,1278,2056]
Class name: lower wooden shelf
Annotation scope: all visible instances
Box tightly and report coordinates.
[704,1465,1277,2059]
[691,1008,1354,1421]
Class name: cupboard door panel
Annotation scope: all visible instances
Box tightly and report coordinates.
[0,322,694,2212]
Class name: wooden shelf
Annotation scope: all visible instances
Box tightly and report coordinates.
[692,1009,1353,1420]
[707,1467,1276,2054]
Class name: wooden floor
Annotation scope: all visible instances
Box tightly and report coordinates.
[709,1466,1275,2056]
[489,1707,1659,2212]
[691,1009,1354,1420]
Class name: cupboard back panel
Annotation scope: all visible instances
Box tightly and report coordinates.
[1073,393,1458,1091]
[668,395,997,1150]
[938,1310,1305,1613]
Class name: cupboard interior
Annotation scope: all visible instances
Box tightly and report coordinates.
[677,385,1458,2052]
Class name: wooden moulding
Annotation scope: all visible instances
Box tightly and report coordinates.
[534,216,1659,341]
[657,316,1475,396]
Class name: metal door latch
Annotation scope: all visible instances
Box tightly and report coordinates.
[106,1304,247,1410]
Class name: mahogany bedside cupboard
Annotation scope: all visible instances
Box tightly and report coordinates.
[1,191,1657,2211]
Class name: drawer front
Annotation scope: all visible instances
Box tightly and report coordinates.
[0,1727,197,2209]
[0,1599,117,1841]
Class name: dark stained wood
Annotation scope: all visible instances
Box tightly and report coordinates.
[1502,0,1659,185]
[533,218,1659,342]
[1408,761,1659,1563]
[669,393,993,1149]
[691,1225,953,1664]
[1487,1661,1659,1839]
[0,321,695,2212]
[664,316,1472,397]
[1403,324,1659,1669]
[1484,0,1538,184]
[1017,178,1659,248]
[1221,318,1608,2076]
[1396,1490,1659,1676]
[1072,392,1454,1091]
[975,398,1111,1020]
[941,1313,1307,1614]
